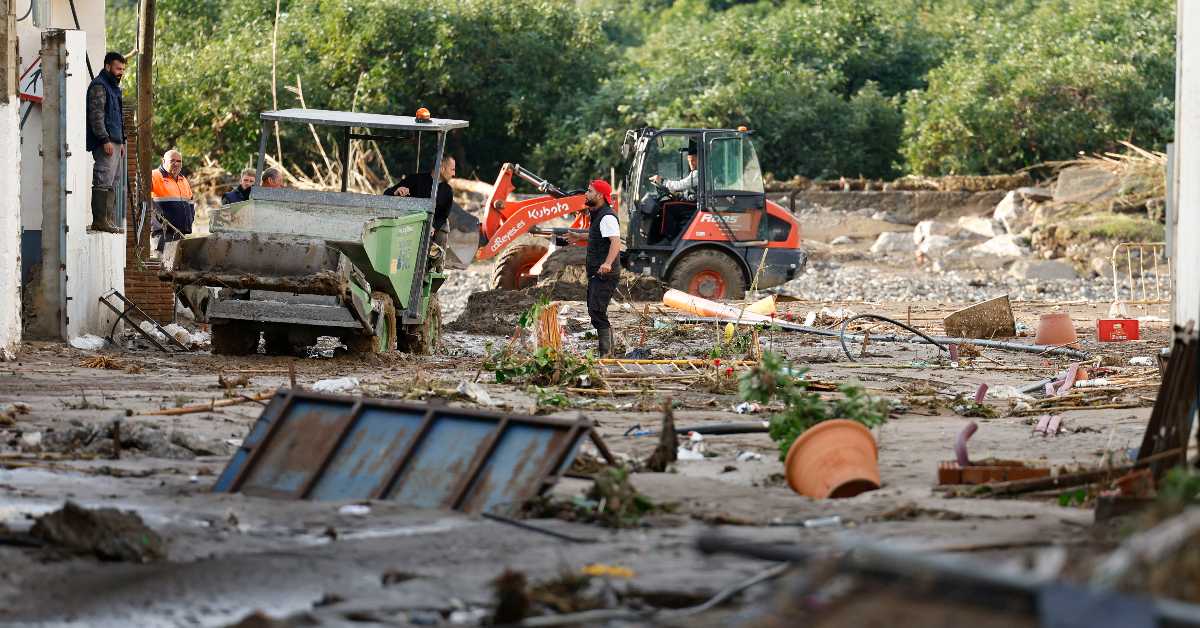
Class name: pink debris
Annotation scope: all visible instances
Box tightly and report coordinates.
[949,344,960,362]
[955,421,977,466]
[974,383,989,404]
[1046,415,1062,436]
[1034,415,1052,436]
[1055,363,1081,396]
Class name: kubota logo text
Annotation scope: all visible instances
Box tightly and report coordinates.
[528,201,571,221]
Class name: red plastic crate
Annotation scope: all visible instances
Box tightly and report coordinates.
[1097,319,1139,342]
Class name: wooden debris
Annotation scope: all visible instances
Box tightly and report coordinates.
[943,296,1016,339]
[78,355,125,370]
[138,391,274,416]
[644,399,677,472]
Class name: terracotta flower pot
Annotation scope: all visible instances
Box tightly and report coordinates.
[784,419,881,499]
[1035,312,1077,346]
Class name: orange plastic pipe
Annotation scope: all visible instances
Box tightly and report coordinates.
[662,289,775,323]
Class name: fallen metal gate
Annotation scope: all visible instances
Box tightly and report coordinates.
[214,389,610,516]
[1111,242,1171,304]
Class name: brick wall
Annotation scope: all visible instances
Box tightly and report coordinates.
[122,104,175,324]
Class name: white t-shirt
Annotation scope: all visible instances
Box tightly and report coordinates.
[598,214,619,238]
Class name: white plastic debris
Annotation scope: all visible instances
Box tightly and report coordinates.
[1130,356,1155,367]
[338,504,371,517]
[190,330,212,347]
[311,377,360,393]
[1074,378,1110,388]
[676,431,707,460]
[736,451,763,462]
[69,334,107,351]
[138,321,168,343]
[20,431,42,449]
[990,386,1034,401]
[456,381,495,406]
[733,402,762,414]
[162,323,194,347]
[803,515,843,528]
[803,311,817,326]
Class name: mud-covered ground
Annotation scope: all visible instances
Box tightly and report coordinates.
[0,270,1175,626]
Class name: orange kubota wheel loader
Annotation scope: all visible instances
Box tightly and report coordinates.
[474,127,808,300]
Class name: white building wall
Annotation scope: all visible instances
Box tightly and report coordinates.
[0,88,20,357]
[18,3,120,339]
[61,29,123,338]
[1176,0,1200,327]
[19,0,106,232]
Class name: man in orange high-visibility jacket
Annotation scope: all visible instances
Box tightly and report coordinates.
[151,149,195,252]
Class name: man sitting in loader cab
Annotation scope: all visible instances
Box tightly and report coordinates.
[650,140,698,201]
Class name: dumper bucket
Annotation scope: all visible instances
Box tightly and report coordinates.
[444,203,480,270]
[166,231,356,296]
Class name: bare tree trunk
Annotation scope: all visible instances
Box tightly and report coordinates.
[270,0,282,163]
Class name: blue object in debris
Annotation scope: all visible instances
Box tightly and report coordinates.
[214,389,608,516]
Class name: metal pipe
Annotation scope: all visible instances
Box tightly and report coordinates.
[669,315,1090,360]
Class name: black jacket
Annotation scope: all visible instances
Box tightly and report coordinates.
[85,70,124,152]
[222,185,252,205]
[384,172,452,230]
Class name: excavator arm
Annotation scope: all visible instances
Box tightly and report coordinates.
[477,163,591,260]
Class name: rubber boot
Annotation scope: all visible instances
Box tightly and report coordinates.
[90,187,120,233]
[597,328,613,358]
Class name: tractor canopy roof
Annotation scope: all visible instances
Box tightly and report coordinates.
[263,109,469,132]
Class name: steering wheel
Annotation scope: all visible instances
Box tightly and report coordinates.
[648,177,674,201]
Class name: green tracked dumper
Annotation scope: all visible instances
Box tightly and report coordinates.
[163,109,470,355]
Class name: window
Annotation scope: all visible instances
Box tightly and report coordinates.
[705,136,764,194]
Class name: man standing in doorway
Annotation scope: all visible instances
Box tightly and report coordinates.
[566,179,620,357]
[151,150,194,252]
[85,52,127,233]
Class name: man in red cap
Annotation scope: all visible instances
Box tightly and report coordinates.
[566,179,621,356]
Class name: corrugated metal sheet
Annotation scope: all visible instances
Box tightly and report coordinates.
[214,389,601,516]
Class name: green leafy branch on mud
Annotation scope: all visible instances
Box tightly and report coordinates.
[741,352,891,461]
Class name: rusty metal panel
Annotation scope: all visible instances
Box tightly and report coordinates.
[213,389,595,516]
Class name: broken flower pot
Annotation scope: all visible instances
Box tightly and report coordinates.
[784,419,881,499]
[1035,312,1077,346]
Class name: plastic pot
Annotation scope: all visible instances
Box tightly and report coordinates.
[1035,312,1077,346]
[784,419,881,499]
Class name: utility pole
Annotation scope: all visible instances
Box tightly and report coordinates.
[0,0,14,105]
[136,0,156,208]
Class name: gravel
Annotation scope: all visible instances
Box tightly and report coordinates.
[440,264,494,322]
[771,260,1118,304]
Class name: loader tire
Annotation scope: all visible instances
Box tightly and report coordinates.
[491,236,548,290]
[536,246,588,284]
[345,292,397,354]
[210,321,260,356]
[668,249,747,300]
[399,294,441,355]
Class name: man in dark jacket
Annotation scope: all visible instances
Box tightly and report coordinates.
[222,168,256,205]
[565,179,621,357]
[384,156,455,249]
[86,52,127,233]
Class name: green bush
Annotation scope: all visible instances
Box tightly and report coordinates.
[901,0,1175,174]
[109,0,1177,183]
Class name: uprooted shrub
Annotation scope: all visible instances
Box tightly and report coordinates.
[741,351,891,461]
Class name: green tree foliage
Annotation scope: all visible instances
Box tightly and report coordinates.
[109,0,613,177]
[901,0,1175,174]
[108,0,1176,183]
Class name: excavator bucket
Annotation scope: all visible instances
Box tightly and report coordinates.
[444,203,480,270]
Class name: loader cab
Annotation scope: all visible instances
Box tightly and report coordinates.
[627,128,767,248]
